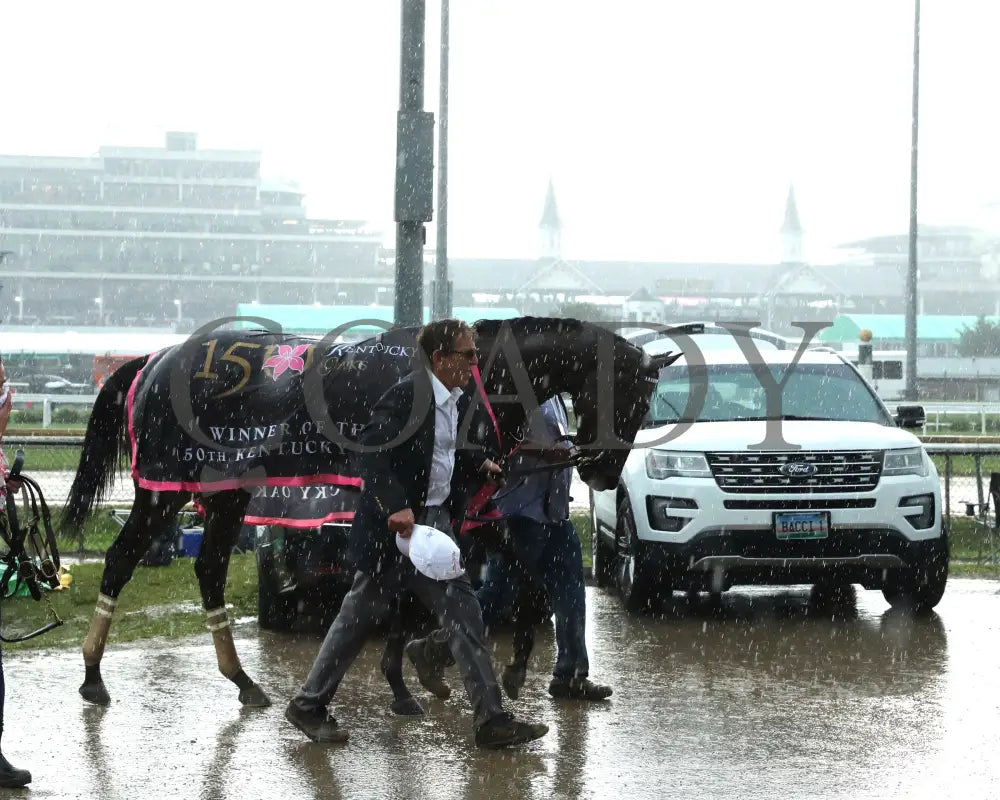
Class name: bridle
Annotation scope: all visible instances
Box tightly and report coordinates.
[469,364,602,476]
[0,449,64,643]
[462,367,612,525]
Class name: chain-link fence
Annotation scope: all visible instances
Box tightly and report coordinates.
[3,436,134,507]
[930,444,1000,566]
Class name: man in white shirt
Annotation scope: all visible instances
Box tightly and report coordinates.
[409,395,613,702]
[286,320,549,749]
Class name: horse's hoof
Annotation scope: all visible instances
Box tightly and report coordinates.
[501,665,526,701]
[80,680,111,706]
[238,684,272,708]
[391,697,425,716]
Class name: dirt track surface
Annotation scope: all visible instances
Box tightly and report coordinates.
[4,580,999,799]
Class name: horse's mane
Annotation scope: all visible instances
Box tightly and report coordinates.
[472,316,588,338]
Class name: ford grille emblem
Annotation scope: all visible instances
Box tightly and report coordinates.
[780,462,817,477]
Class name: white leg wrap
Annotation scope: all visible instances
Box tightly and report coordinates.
[205,606,230,632]
[94,594,118,618]
[207,608,241,678]
[83,604,115,666]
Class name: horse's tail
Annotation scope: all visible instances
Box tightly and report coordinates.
[62,355,149,534]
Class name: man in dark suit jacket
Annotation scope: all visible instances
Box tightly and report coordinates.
[285,319,548,749]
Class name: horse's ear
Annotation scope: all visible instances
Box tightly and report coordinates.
[647,351,683,372]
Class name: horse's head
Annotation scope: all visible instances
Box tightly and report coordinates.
[471,317,680,492]
[569,327,680,491]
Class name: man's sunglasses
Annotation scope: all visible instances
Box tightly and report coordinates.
[444,348,479,361]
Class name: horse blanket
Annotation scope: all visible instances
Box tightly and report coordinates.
[127,326,503,530]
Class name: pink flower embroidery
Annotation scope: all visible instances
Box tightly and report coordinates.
[263,344,309,379]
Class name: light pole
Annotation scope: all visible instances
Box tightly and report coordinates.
[904,0,920,401]
[94,296,104,325]
[393,0,435,327]
[173,298,183,324]
[432,0,452,321]
[13,295,22,322]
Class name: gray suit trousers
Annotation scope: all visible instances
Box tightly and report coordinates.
[291,508,505,729]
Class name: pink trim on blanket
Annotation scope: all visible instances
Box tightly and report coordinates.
[126,351,363,492]
[135,472,363,493]
[460,508,501,535]
[459,480,503,534]
[126,355,149,482]
[471,364,501,449]
[471,363,522,460]
[243,511,355,529]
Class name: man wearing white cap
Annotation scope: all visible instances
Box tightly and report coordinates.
[285,319,548,749]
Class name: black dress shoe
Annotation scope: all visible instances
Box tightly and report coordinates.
[284,701,349,743]
[405,638,451,699]
[0,753,31,788]
[548,677,613,701]
[475,712,548,749]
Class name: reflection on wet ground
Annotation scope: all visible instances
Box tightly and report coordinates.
[3,580,1000,799]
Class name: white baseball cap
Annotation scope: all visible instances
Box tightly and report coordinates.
[395,525,464,581]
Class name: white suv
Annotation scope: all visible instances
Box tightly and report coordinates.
[591,329,947,612]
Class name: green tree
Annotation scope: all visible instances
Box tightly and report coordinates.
[549,301,610,322]
[957,316,1000,357]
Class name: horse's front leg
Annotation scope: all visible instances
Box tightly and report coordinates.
[81,489,190,705]
[197,491,270,708]
[503,579,544,700]
[380,594,424,716]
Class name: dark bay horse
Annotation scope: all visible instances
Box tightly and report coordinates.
[62,317,675,709]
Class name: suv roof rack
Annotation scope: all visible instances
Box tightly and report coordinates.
[625,322,792,350]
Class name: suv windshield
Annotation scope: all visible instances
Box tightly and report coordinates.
[646,362,892,426]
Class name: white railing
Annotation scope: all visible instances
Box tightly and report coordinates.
[7,437,1000,523]
[10,393,97,428]
[12,394,1000,430]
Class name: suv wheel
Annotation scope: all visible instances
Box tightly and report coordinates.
[590,490,615,588]
[882,544,949,614]
[616,495,656,612]
[257,547,298,631]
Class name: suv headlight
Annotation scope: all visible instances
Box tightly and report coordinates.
[883,447,929,477]
[645,450,711,480]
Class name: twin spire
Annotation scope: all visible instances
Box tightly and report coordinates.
[538,177,803,264]
[539,177,562,260]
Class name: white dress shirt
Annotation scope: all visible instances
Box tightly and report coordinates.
[425,369,464,507]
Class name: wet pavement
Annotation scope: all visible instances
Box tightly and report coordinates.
[4,580,1000,799]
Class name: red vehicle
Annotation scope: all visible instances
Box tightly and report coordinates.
[93,354,142,390]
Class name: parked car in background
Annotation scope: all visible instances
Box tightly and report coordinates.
[255,522,354,630]
[26,374,92,394]
[591,327,945,613]
[254,518,528,631]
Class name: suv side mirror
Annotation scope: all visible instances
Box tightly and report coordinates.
[894,404,925,429]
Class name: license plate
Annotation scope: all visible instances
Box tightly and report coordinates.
[773,511,830,540]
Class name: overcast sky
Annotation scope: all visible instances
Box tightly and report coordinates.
[2,1,998,264]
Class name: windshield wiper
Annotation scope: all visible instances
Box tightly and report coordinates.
[730,414,831,422]
[641,418,677,428]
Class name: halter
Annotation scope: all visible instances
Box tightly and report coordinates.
[463,371,599,525]
[0,449,64,643]
[469,365,600,477]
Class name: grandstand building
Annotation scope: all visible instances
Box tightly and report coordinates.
[0,132,387,326]
[4,134,999,338]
